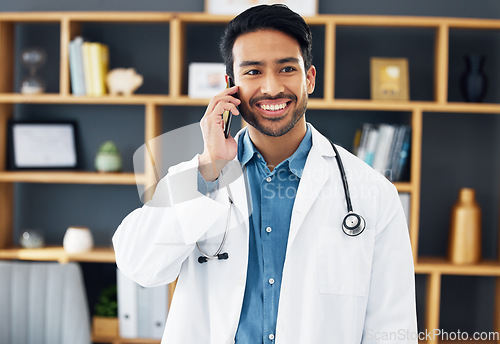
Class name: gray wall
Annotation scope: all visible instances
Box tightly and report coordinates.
[3,0,500,337]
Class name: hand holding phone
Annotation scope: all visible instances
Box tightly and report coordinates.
[198,77,240,181]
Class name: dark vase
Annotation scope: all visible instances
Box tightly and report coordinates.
[460,54,487,102]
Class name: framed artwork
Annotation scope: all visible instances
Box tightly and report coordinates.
[7,121,79,170]
[205,0,318,17]
[370,58,409,101]
[188,62,227,99]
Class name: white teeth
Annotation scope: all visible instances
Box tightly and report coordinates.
[259,103,287,111]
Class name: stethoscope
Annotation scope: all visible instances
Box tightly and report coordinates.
[197,140,366,264]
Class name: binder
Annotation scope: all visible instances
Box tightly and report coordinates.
[117,269,138,338]
[149,284,168,339]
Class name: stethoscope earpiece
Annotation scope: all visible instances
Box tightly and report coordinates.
[342,212,366,236]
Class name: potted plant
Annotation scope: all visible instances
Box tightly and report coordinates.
[92,285,119,338]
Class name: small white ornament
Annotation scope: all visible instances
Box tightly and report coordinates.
[63,226,94,253]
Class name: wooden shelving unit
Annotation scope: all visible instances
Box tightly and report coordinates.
[0,11,498,344]
[0,246,116,263]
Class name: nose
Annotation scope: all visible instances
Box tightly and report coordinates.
[260,73,285,96]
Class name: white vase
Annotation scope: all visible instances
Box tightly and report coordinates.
[95,153,122,172]
[63,227,94,253]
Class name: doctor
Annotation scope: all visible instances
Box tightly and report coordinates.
[113,4,417,344]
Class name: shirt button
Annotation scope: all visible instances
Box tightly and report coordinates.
[269,333,275,340]
[266,176,272,182]
[266,227,272,233]
[269,278,275,285]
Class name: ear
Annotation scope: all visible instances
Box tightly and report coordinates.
[306,65,316,94]
[225,74,235,87]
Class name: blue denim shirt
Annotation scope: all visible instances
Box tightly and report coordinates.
[234,126,312,344]
[197,126,312,343]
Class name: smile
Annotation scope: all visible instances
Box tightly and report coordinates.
[259,102,288,111]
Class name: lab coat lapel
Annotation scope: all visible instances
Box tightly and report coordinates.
[288,139,331,247]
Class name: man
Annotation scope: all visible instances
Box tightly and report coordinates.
[113,4,417,344]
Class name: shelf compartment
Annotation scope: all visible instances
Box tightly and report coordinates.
[416,257,500,276]
[0,171,144,185]
[0,246,115,263]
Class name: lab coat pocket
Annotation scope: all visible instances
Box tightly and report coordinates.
[318,226,375,297]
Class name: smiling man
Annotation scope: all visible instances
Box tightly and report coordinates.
[113,4,417,344]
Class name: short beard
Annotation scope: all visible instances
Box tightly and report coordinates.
[240,92,308,137]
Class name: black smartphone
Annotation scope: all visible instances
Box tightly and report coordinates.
[223,77,236,139]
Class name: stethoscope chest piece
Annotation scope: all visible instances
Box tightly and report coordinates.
[342,212,366,236]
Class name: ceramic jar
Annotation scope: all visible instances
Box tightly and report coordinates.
[63,226,94,253]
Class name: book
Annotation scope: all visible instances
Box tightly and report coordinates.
[68,36,86,96]
[364,127,379,167]
[386,125,408,181]
[82,42,95,96]
[88,43,109,96]
[394,127,411,182]
[99,44,109,94]
[372,124,396,175]
[353,123,411,181]
[88,43,103,96]
[355,123,374,162]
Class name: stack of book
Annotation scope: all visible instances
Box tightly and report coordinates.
[353,123,411,182]
[69,36,109,96]
[117,269,168,340]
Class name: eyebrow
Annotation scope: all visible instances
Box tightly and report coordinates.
[238,57,301,68]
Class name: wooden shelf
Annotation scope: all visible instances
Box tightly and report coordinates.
[3,12,500,30]
[93,337,160,344]
[415,257,500,276]
[1,94,500,115]
[0,246,115,263]
[0,171,144,185]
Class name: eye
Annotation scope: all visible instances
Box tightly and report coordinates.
[281,66,296,73]
[244,69,261,76]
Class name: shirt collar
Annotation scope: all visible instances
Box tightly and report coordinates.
[238,125,312,178]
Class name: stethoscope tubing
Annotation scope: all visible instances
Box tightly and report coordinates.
[196,139,366,263]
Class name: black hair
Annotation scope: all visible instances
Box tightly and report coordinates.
[220,4,313,79]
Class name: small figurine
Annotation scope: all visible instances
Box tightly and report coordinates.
[106,68,143,96]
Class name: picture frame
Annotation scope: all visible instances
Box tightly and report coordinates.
[205,0,318,17]
[370,58,409,101]
[7,121,80,170]
[188,62,227,99]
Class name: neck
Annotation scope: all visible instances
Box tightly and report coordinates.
[248,119,307,170]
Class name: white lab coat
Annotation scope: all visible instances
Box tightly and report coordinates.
[113,124,417,344]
